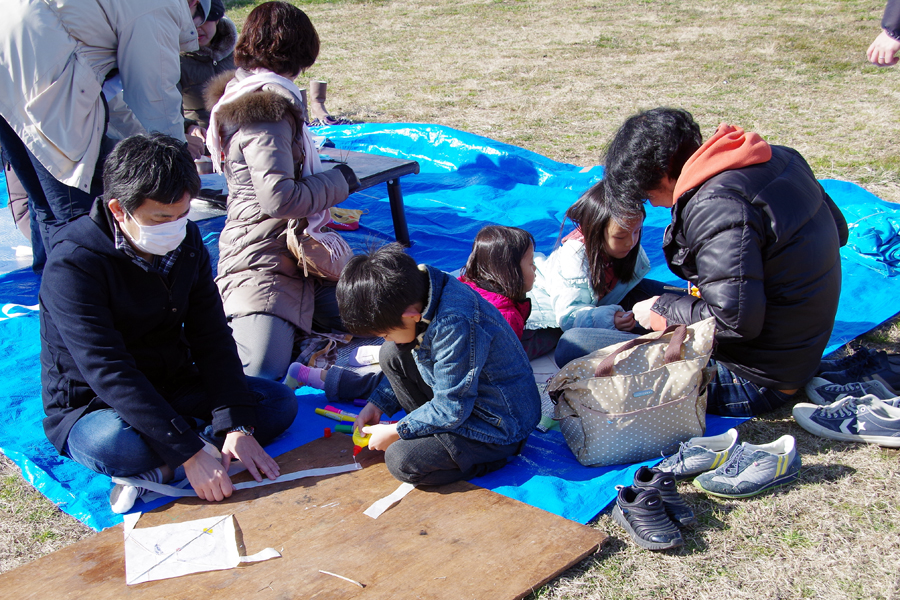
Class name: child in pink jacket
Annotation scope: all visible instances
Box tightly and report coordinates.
[459,225,561,360]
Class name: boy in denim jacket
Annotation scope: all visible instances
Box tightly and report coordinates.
[337,244,540,485]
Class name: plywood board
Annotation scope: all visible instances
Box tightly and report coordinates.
[0,435,606,599]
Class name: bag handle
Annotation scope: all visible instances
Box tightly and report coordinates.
[593,324,688,378]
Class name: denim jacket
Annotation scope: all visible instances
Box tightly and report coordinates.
[368,265,540,445]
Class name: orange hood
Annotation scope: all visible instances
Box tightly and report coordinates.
[672,124,772,200]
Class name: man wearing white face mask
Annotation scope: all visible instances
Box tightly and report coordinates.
[39,133,297,514]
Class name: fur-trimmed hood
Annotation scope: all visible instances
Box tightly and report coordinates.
[182,17,237,63]
[205,68,307,128]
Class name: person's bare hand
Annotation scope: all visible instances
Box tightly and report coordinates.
[362,424,400,451]
[353,402,384,438]
[186,134,204,160]
[867,31,900,66]
[183,447,233,502]
[221,432,280,482]
[613,310,636,331]
[186,125,207,159]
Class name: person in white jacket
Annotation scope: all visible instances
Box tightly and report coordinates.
[526,181,667,367]
[0,0,210,272]
[528,182,651,329]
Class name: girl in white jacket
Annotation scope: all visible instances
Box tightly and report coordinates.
[527,180,651,334]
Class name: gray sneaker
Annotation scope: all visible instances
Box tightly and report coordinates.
[792,394,900,447]
[656,428,739,479]
[804,377,898,407]
[693,435,801,499]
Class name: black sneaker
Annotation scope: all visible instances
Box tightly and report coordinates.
[817,348,882,375]
[633,466,698,527]
[819,353,900,394]
[612,485,684,551]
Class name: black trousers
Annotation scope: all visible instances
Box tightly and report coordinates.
[378,341,522,486]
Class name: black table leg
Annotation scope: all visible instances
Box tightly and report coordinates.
[387,178,411,247]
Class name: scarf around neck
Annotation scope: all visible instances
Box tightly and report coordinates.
[206,69,345,256]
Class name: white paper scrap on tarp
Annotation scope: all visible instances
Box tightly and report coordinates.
[125,514,280,585]
[364,482,416,518]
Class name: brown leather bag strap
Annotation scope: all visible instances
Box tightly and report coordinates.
[593,324,688,378]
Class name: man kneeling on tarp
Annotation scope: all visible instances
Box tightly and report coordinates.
[604,108,849,417]
[40,133,297,514]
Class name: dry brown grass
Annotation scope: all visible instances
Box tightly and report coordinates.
[0,453,92,573]
[2,0,900,597]
[539,406,900,600]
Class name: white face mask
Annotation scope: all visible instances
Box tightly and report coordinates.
[124,212,188,255]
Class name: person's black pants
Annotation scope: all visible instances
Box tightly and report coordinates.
[378,341,522,486]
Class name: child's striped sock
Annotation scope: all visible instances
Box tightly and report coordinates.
[283,362,325,390]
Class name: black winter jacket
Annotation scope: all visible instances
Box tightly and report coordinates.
[652,146,849,389]
[883,0,900,39]
[40,198,256,469]
[179,17,237,130]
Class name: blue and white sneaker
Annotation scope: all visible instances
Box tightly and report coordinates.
[792,395,900,448]
[656,428,739,479]
[804,377,899,407]
[693,435,801,499]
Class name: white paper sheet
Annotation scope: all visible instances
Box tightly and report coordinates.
[124,514,280,585]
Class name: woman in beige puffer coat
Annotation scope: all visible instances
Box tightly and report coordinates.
[205,2,359,380]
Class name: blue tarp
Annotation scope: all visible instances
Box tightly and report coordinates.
[0,124,896,530]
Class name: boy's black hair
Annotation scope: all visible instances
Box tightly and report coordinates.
[460,225,535,302]
[603,107,702,204]
[336,243,428,335]
[103,133,200,214]
[566,180,645,299]
[234,1,319,76]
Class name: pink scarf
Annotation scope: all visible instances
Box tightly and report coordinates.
[207,69,348,258]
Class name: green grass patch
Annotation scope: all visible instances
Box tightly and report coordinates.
[31,529,61,543]
[779,528,814,549]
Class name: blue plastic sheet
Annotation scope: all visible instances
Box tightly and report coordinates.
[0,124,897,530]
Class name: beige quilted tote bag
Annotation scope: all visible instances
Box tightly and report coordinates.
[548,317,716,467]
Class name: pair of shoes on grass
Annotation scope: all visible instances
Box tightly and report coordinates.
[817,347,883,374]
[792,394,900,448]
[612,466,696,551]
[657,429,801,499]
[816,349,900,394]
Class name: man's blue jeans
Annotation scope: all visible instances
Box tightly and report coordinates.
[63,376,298,477]
[0,116,47,271]
[706,359,795,417]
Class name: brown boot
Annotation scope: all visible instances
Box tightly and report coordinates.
[308,80,351,125]
[309,80,330,122]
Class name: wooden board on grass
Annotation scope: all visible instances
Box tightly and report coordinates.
[0,435,606,599]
